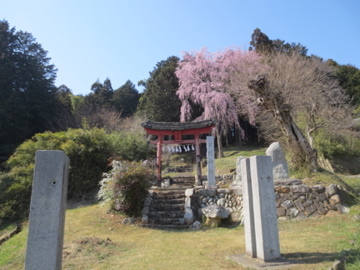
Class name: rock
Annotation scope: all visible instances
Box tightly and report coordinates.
[275,186,290,193]
[142,214,149,224]
[287,207,299,218]
[331,259,343,270]
[185,188,194,197]
[201,205,230,219]
[143,197,152,207]
[185,197,191,208]
[336,204,350,214]
[190,221,202,230]
[184,208,194,224]
[197,189,216,197]
[281,200,294,210]
[277,207,286,217]
[230,210,242,223]
[291,185,311,193]
[142,206,149,215]
[233,156,245,187]
[329,194,341,205]
[217,198,226,207]
[266,142,289,180]
[233,188,242,195]
[305,204,317,216]
[122,217,135,225]
[311,185,325,193]
[326,184,338,197]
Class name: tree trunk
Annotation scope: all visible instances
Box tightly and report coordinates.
[249,75,317,172]
[215,125,224,158]
[278,111,318,172]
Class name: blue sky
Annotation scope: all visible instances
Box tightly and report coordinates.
[3,0,360,95]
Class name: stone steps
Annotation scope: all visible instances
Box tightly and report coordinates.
[142,224,190,230]
[146,188,188,229]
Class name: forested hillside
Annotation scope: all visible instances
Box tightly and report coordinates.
[1,21,360,222]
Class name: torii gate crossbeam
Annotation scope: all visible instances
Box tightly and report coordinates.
[141,120,215,185]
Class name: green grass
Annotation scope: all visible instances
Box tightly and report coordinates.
[1,202,359,270]
[1,145,360,269]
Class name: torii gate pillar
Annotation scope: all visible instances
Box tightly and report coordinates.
[141,120,215,184]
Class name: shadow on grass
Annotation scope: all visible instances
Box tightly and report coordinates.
[283,249,360,266]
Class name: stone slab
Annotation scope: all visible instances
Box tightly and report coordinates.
[250,155,281,262]
[25,150,69,270]
[206,136,216,187]
[228,254,297,269]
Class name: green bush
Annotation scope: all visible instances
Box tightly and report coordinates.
[97,160,153,217]
[314,130,360,174]
[0,128,153,221]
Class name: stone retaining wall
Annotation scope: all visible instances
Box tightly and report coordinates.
[186,182,349,226]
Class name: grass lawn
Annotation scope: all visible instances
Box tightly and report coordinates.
[0,145,359,269]
[0,202,359,270]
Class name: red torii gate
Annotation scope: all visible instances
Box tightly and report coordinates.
[141,120,215,185]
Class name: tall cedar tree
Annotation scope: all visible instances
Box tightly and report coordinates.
[138,56,181,122]
[113,80,140,117]
[0,20,63,162]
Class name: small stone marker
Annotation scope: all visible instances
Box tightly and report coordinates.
[241,155,281,262]
[25,150,70,270]
[206,136,216,187]
[266,142,289,180]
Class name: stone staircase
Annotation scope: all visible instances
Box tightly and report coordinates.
[144,176,195,229]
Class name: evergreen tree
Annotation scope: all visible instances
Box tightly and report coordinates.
[0,20,60,162]
[137,56,181,122]
[113,80,140,117]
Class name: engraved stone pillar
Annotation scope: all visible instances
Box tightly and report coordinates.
[206,136,216,187]
[240,155,281,262]
[25,150,70,270]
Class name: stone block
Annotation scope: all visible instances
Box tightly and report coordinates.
[303,199,314,208]
[287,207,299,218]
[294,199,305,211]
[276,207,286,217]
[201,205,230,219]
[249,156,281,262]
[305,204,317,216]
[311,185,325,193]
[184,208,194,224]
[318,193,327,202]
[326,184,338,197]
[25,151,69,270]
[329,194,341,205]
[266,142,289,180]
[230,210,242,222]
[185,188,194,197]
[291,185,310,193]
[280,200,294,210]
[185,197,191,208]
[196,189,216,197]
[274,186,290,193]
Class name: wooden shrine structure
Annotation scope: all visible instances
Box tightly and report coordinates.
[141,120,215,185]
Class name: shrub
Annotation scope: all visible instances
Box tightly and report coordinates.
[97,160,153,217]
[0,127,153,221]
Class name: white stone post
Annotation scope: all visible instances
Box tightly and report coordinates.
[241,155,281,262]
[25,150,70,270]
[241,158,256,258]
[206,136,216,187]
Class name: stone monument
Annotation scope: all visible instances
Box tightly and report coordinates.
[241,155,281,262]
[266,142,289,181]
[25,150,70,270]
[206,136,216,188]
